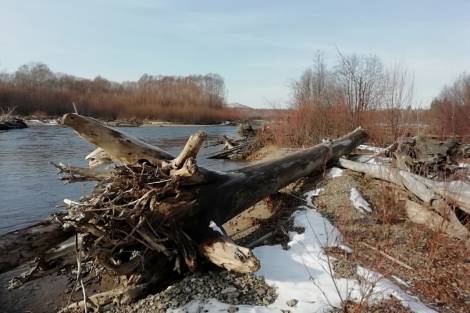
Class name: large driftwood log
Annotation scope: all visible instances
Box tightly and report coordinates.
[63,114,368,229]
[62,114,174,166]
[58,114,366,273]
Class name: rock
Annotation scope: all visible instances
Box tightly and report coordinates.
[227,306,239,313]
[286,299,298,307]
[221,286,237,294]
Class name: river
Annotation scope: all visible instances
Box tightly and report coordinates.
[0,124,243,234]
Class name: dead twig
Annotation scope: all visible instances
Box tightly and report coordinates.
[360,242,413,271]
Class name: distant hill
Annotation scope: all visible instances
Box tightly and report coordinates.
[227,102,253,110]
[226,102,287,121]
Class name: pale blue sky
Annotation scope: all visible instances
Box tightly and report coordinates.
[1,0,469,108]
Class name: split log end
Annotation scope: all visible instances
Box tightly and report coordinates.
[200,237,261,273]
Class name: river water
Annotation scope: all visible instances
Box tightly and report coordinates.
[0,125,243,234]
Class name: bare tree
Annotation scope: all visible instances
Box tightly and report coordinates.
[292,50,340,108]
[336,52,385,126]
[382,63,414,140]
[431,72,470,137]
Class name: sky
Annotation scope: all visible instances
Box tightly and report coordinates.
[1,0,469,108]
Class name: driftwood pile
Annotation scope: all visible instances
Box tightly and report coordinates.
[58,164,205,276]
[208,123,262,160]
[394,136,470,179]
[341,136,470,243]
[20,113,366,311]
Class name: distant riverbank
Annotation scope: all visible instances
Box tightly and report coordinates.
[19,116,239,128]
[0,117,28,130]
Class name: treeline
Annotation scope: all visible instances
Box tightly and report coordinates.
[430,73,470,139]
[264,51,470,147]
[0,63,243,124]
[266,52,415,146]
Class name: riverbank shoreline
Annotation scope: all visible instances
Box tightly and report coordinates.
[0,118,28,130]
[20,116,239,128]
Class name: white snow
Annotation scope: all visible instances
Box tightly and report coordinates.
[338,244,353,254]
[357,145,385,153]
[25,119,46,126]
[349,187,372,213]
[327,167,344,178]
[209,220,224,235]
[303,188,324,206]
[173,190,436,313]
[458,162,470,168]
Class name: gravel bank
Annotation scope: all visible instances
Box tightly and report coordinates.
[111,271,277,313]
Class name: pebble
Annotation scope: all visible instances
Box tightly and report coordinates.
[227,306,239,313]
[286,298,298,307]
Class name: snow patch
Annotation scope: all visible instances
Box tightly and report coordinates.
[350,187,372,213]
[338,244,353,254]
[209,220,224,235]
[173,189,435,312]
[327,167,344,178]
[303,188,324,206]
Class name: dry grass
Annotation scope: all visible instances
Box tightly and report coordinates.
[335,297,413,313]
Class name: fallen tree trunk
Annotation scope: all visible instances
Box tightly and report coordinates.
[62,114,368,229]
[405,200,469,241]
[339,158,470,242]
[339,158,470,215]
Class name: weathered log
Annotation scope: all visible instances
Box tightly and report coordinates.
[48,114,367,308]
[59,114,366,261]
[339,158,470,215]
[51,161,112,181]
[207,136,254,160]
[222,135,236,150]
[405,200,469,241]
[62,114,174,166]
[85,148,113,168]
[168,131,207,169]
[199,235,260,273]
[62,114,367,227]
